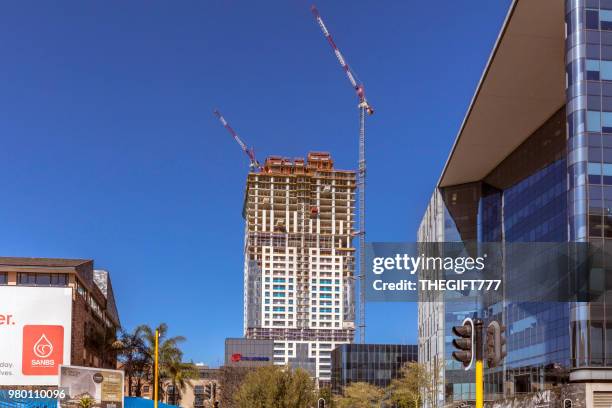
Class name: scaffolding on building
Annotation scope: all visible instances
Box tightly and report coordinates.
[242,152,356,343]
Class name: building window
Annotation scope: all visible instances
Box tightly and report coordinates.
[76,280,87,298]
[602,9,612,30]
[0,273,6,285]
[17,273,68,286]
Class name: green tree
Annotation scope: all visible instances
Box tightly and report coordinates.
[334,382,385,408]
[116,327,148,396]
[284,368,315,407]
[117,323,194,401]
[234,365,315,408]
[219,366,251,408]
[387,361,440,408]
[84,325,120,369]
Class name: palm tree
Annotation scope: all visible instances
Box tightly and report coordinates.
[78,396,94,408]
[165,355,199,405]
[137,323,193,403]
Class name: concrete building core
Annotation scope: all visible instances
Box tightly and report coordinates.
[242,152,356,384]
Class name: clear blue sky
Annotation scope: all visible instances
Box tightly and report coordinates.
[0,1,510,365]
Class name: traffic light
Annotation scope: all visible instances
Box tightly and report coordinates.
[204,383,212,400]
[485,320,507,368]
[452,318,474,370]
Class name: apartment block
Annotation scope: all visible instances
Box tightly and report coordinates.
[242,152,356,383]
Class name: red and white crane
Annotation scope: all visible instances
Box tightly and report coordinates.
[213,109,261,170]
[311,5,374,116]
[311,4,373,344]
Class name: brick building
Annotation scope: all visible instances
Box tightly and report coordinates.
[0,257,120,369]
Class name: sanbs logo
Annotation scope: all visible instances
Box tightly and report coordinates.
[22,325,64,375]
[34,334,53,358]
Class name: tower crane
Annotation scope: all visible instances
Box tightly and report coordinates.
[311,4,373,343]
[213,109,261,170]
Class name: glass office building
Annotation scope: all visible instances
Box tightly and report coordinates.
[330,344,417,394]
[418,0,612,405]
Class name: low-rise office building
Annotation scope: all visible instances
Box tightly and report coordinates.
[167,365,221,408]
[124,365,222,408]
[330,344,418,394]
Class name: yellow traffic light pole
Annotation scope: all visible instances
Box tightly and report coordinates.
[154,329,159,408]
[475,359,483,408]
[473,318,484,408]
[452,317,485,408]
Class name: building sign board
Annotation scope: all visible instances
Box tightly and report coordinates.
[230,353,270,362]
[59,365,124,408]
[0,286,72,385]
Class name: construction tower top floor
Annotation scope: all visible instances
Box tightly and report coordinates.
[252,152,355,177]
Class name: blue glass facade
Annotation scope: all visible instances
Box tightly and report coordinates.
[567,0,612,372]
[330,344,418,394]
[428,108,572,403]
[419,1,612,404]
[482,110,570,396]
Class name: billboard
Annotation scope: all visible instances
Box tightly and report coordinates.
[0,286,72,385]
[59,366,124,408]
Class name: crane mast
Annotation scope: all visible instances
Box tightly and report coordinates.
[311,4,373,344]
[213,109,261,170]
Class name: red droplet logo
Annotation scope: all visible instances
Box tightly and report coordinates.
[22,325,64,375]
[33,334,53,358]
[231,353,241,362]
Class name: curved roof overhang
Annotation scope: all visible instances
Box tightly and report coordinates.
[438,0,566,188]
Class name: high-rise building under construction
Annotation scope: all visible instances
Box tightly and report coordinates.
[242,152,356,383]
